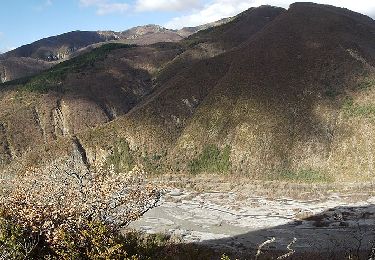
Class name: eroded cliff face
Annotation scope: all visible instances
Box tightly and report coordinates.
[0,57,53,83]
[0,64,7,83]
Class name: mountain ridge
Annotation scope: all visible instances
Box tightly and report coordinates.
[0,3,374,182]
[0,18,231,83]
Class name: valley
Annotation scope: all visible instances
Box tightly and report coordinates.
[0,2,375,259]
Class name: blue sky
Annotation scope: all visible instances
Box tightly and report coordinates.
[1,0,375,53]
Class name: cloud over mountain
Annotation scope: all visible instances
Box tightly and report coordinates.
[79,0,129,15]
[165,0,255,29]
[165,0,375,29]
[77,0,375,23]
[135,0,200,12]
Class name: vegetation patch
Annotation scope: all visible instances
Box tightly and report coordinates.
[269,169,333,183]
[0,210,187,260]
[0,163,227,259]
[342,98,375,118]
[0,214,229,260]
[188,144,231,174]
[324,88,340,98]
[141,151,167,174]
[106,138,135,173]
[356,77,375,91]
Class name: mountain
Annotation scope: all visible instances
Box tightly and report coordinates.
[0,3,375,181]
[0,20,231,83]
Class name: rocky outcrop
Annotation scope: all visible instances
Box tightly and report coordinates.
[0,64,7,83]
[72,136,90,170]
[0,123,12,166]
[32,106,47,144]
[0,57,53,83]
[52,99,70,137]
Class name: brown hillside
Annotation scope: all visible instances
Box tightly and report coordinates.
[1,3,375,182]
[103,3,375,180]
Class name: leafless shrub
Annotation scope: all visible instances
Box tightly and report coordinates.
[0,245,12,260]
[276,238,297,259]
[0,164,160,246]
[255,237,276,260]
[254,237,297,260]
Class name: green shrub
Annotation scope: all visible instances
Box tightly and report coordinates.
[269,169,333,183]
[141,151,166,174]
[188,144,231,174]
[123,232,172,259]
[324,88,340,98]
[342,98,375,118]
[54,220,128,260]
[106,138,135,172]
[0,211,49,259]
[357,78,375,91]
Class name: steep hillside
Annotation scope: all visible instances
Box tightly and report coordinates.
[185,5,286,49]
[176,3,375,179]
[1,3,375,182]
[157,6,285,86]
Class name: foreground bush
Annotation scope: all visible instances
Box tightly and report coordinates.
[0,165,160,259]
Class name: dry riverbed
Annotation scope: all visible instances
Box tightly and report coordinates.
[128,175,375,258]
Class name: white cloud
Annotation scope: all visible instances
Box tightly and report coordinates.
[165,0,375,29]
[34,0,53,11]
[0,46,16,54]
[312,0,375,18]
[135,0,201,12]
[80,0,101,4]
[96,2,129,15]
[79,0,129,15]
[165,0,261,29]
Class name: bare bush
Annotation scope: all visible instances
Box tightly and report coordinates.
[0,163,159,257]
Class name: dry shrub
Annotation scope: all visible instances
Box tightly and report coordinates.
[0,164,159,259]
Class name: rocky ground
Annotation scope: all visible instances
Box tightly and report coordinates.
[129,176,375,258]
